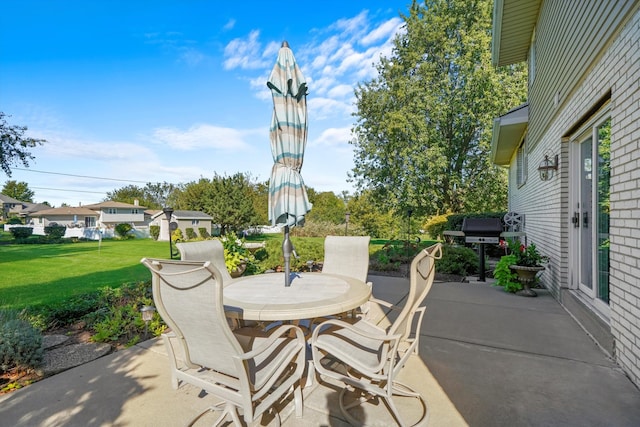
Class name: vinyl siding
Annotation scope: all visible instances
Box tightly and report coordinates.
[528,1,635,151]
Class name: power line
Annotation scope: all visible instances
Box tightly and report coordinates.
[31,186,107,195]
[11,167,150,184]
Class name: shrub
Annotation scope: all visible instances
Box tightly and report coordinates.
[253,237,324,272]
[26,292,103,330]
[171,228,183,242]
[493,254,521,292]
[198,227,210,238]
[90,282,164,346]
[185,227,197,240]
[150,225,160,241]
[44,225,66,239]
[9,227,33,240]
[436,245,479,276]
[7,217,23,225]
[0,308,43,373]
[424,213,451,240]
[293,219,367,237]
[115,223,133,239]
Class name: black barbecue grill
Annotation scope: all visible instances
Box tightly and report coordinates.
[461,218,504,281]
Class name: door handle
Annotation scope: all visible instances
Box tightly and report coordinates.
[572,212,580,228]
[583,211,589,228]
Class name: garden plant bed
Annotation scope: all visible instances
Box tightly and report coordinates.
[1,322,124,395]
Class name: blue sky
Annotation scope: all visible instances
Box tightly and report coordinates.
[1,1,408,207]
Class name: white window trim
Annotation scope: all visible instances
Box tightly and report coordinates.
[517,137,528,188]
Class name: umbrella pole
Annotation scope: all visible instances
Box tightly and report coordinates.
[283,225,293,286]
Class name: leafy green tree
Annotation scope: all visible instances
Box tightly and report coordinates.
[106,182,176,209]
[105,185,148,206]
[306,190,346,224]
[172,173,257,234]
[2,180,34,202]
[207,173,257,234]
[0,112,46,177]
[351,0,527,216]
[347,190,400,238]
[249,180,269,225]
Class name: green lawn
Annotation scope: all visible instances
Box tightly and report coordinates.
[0,232,428,311]
[0,238,170,310]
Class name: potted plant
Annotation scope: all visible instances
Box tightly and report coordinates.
[494,239,548,297]
[220,232,251,278]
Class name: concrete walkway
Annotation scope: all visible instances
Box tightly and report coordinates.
[1,276,639,426]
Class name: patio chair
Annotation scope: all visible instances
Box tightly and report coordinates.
[177,240,255,328]
[141,258,306,426]
[320,235,372,318]
[176,239,233,284]
[310,243,442,427]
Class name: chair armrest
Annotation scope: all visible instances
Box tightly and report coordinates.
[311,318,402,374]
[238,324,305,361]
[311,318,401,344]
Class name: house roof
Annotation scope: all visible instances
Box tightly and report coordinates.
[32,206,99,217]
[491,103,529,166]
[492,0,541,67]
[151,210,213,220]
[21,203,53,214]
[0,193,25,205]
[83,201,147,209]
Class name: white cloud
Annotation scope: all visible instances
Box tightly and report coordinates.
[312,126,353,148]
[223,19,236,31]
[361,17,403,46]
[151,124,256,151]
[179,47,205,66]
[308,97,353,121]
[223,30,270,70]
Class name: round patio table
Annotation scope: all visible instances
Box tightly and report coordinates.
[223,272,371,321]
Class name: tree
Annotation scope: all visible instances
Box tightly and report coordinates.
[350,0,527,216]
[347,190,400,239]
[306,190,346,224]
[106,182,177,209]
[171,173,257,234]
[2,180,35,202]
[0,112,46,176]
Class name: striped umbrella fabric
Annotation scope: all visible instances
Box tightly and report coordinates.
[267,41,312,227]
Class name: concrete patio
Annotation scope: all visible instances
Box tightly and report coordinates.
[1,275,640,426]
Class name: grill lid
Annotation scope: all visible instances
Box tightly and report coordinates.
[461,218,503,237]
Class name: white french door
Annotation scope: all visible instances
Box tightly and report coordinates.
[570,116,610,316]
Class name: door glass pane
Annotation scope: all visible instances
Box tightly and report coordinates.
[580,138,593,290]
[597,119,610,304]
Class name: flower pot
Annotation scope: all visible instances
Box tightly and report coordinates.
[230,262,247,278]
[509,265,545,297]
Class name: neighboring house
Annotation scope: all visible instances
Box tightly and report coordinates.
[150,210,213,241]
[20,202,53,220]
[82,200,147,228]
[31,206,99,228]
[490,0,640,387]
[0,193,27,220]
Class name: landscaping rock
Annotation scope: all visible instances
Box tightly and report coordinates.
[39,343,112,376]
[41,334,70,350]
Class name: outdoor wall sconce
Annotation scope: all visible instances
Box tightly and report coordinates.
[538,154,558,181]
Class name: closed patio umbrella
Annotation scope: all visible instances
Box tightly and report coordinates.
[267,41,312,286]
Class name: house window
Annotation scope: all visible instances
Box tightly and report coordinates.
[516,138,528,187]
[191,219,200,226]
[132,209,139,214]
[85,217,96,227]
[107,208,117,214]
